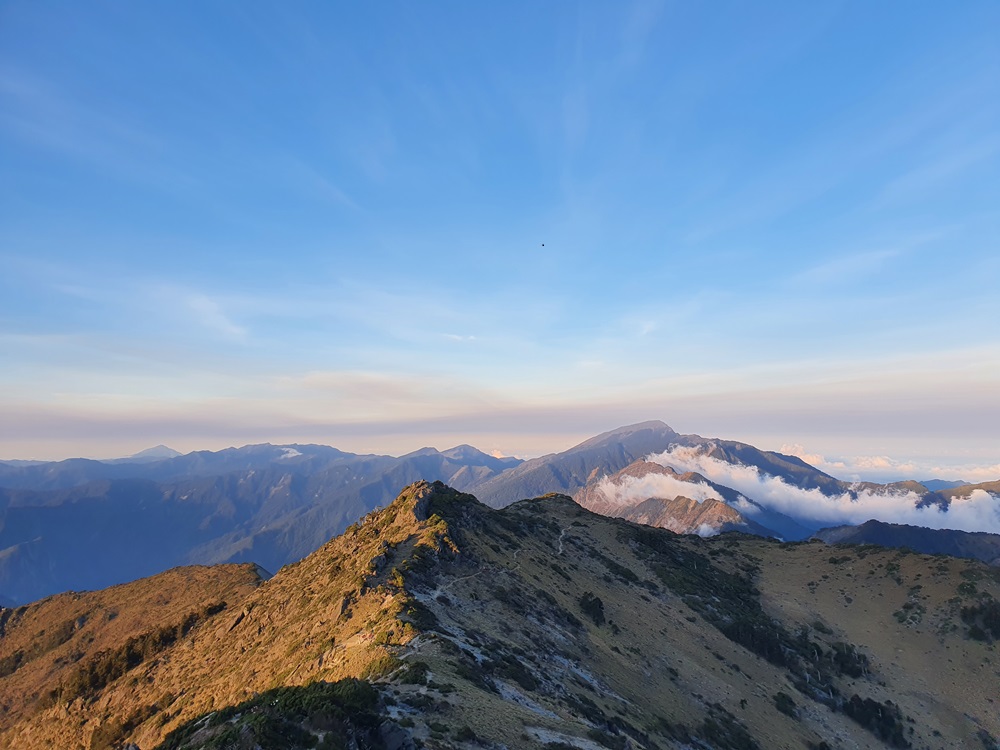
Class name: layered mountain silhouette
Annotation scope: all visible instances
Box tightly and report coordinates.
[815,520,1000,566]
[1,421,997,606]
[0,444,521,605]
[2,481,998,749]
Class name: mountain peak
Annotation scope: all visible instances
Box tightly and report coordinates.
[573,420,675,451]
[394,479,484,522]
[399,446,441,458]
[130,444,182,460]
[440,443,488,460]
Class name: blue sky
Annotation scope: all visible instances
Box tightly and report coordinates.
[1,1,998,480]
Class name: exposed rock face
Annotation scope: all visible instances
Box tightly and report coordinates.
[574,459,776,536]
[619,495,747,534]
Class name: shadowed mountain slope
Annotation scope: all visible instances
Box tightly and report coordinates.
[0,444,351,491]
[815,520,1000,566]
[0,445,521,605]
[471,421,681,508]
[920,479,969,492]
[2,482,998,750]
[472,422,863,513]
[0,443,519,493]
[939,479,1000,499]
[672,437,848,495]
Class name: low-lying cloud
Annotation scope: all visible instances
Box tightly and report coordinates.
[696,523,720,538]
[649,446,1000,535]
[595,472,724,509]
[778,443,1000,484]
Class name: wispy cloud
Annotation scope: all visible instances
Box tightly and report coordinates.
[788,227,953,286]
[876,138,1000,207]
[617,0,666,71]
[274,155,361,211]
[272,369,501,416]
[791,248,901,285]
[0,67,158,157]
[181,292,247,340]
[0,67,195,193]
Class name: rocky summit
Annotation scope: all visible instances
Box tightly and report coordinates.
[1,481,999,750]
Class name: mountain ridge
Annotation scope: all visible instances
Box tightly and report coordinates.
[1,422,997,607]
[0,445,523,605]
[814,519,1000,566]
[2,481,998,749]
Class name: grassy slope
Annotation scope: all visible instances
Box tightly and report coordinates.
[1,482,998,750]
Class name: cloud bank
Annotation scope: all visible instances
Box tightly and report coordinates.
[780,442,1000,484]
[595,472,724,509]
[649,446,1000,534]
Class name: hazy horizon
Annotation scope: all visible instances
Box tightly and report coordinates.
[3,417,996,487]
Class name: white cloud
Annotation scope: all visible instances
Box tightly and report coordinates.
[876,138,1000,206]
[793,248,900,285]
[778,442,1000,484]
[696,523,719,538]
[946,464,1000,483]
[595,471,724,509]
[779,443,827,467]
[648,446,1000,534]
[183,293,247,340]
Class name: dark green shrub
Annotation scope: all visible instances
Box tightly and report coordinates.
[483,652,537,691]
[402,601,439,631]
[579,592,605,626]
[58,603,226,703]
[550,563,572,581]
[398,661,429,684]
[591,550,640,584]
[0,650,24,678]
[842,695,910,748]
[961,599,1000,641]
[454,726,476,741]
[156,678,382,750]
[830,642,868,678]
[774,692,798,718]
[586,728,626,749]
[699,705,760,750]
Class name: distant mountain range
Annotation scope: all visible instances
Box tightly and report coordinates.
[0,443,521,605]
[919,478,970,491]
[1,420,997,606]
[814,519,1000,566]
[106,444,184,463]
